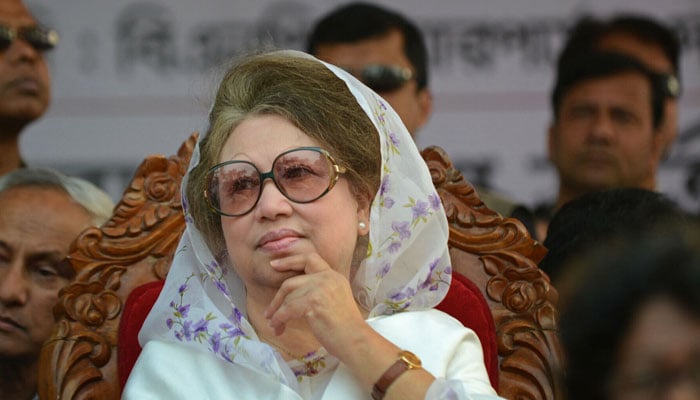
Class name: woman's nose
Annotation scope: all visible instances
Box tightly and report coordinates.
[254,180,293,220]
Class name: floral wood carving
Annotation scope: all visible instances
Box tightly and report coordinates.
[421,146,564,400]
[38,134,197,400]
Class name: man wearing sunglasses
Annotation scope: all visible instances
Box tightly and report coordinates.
[530,51,669,242]
[0,0,58,177]
[520,14,683,241]
[307,2,523,219]
[558,14,682,169]
[307,2,432,138]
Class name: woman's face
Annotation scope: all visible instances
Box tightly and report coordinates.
[217,114,370,294]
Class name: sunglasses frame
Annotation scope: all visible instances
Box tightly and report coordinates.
[344,64,414,93]
[0,24,59,52]
[204,146,347,217]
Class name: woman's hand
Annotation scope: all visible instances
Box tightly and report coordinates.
[264,252,372,357]
[264,253,437,400]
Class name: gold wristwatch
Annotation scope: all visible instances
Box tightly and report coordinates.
[371,350,422,400]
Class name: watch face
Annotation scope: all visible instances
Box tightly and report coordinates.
[399,350,422,369]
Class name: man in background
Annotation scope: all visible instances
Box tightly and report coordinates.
[538,51,667,241]
[307,2,518,216]
[0,0,58,176]
[522,14,681,241]
[560,14,681,171]
[0,168,113,400]
[307,2,431,138]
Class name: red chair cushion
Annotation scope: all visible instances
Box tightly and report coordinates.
[437,272,499,391]
[118,280,166,389]
[118,272,499,391]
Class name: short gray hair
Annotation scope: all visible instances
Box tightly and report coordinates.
[0,168,114,226]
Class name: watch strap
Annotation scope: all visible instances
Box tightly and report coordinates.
[371,351,421,400]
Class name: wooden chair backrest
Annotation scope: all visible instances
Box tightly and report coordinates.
[423,146,564,399]
[38,135,563,399]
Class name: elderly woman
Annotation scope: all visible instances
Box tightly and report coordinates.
[124,51,501,399]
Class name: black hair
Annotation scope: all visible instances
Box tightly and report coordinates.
[551,51,666,130]
[559,223,700,400]
[557,14,681,78]
[306,2,428,90]
[540,188,686,283]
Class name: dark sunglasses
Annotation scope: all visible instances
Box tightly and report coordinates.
[344,64,414,92]
[205,147,346,217]
[0,24,59,52]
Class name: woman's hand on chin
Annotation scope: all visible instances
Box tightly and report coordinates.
[263,252,373,358]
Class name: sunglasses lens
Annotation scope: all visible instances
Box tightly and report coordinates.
[0,25,58,51]
[20,27,58,51]
[273,148,333,202]
[207,162,260,216]
[0,27,12,50]
[361,65,412,92]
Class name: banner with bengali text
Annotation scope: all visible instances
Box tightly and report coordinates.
[23,0,700,211]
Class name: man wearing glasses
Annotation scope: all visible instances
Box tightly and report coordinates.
[536,51,670,242]
[307,2,432,138]
[307,3,523,218]
[558,14,682,170]
[0,0,58,177]
[522,14,683,241]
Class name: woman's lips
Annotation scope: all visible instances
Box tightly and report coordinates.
[257,229,301,252]
[260,236,299,252]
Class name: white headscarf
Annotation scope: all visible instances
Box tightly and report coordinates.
[139,50,451,389]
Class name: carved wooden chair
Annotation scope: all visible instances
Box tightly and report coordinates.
[38,135,564,399]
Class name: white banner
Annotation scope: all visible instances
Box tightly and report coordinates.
[22,0,700,211]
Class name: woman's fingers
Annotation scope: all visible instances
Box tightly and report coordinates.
[267,280,320,334]
[264,253,358,336]
[264,253,330,321]
[269,253,329,274]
